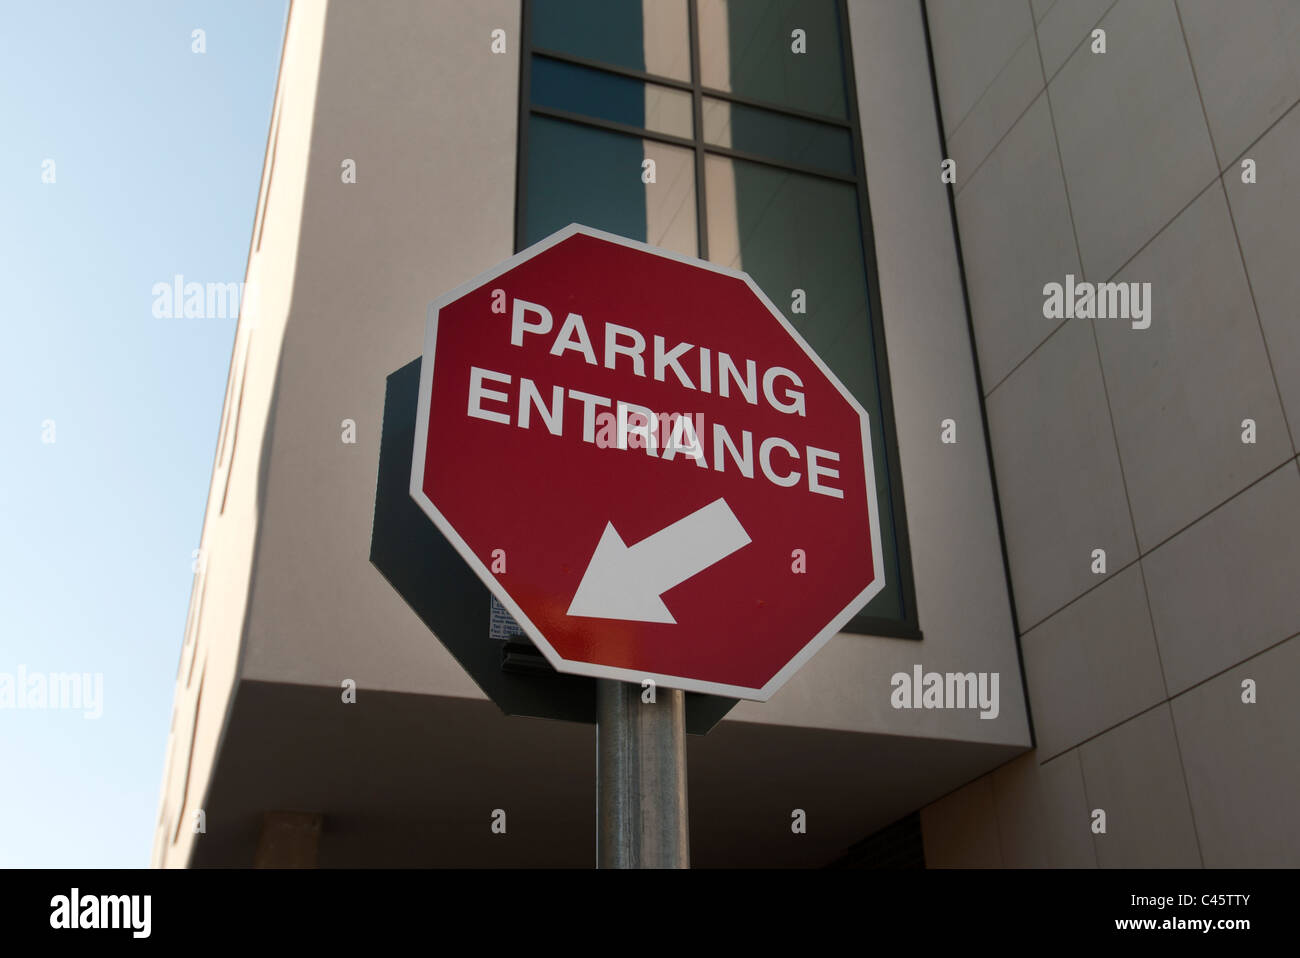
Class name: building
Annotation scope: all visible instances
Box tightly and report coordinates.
[153,0,1300,867]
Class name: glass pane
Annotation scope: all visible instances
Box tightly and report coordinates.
[525,114,697,257]
[532,0,691,83]
[705,154,901,620]
[697,0,847,119]
[702,96,853,175]
[532,56,693,139]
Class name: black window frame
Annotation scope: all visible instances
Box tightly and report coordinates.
[514,0,921,640]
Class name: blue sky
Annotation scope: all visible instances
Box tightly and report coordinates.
[0,1,287,867]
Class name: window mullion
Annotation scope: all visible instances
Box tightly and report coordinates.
[688,0,708,261]
[531,46,694,93]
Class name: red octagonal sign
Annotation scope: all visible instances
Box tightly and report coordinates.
[411,225,884,700]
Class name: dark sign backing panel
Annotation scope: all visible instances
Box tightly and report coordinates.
[369,357,735,733]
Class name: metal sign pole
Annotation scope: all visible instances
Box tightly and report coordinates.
[595,679,689,868]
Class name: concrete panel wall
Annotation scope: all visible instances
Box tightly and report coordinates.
[923,0,1300,867]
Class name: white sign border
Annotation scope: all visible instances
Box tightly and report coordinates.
[409,223,886,702]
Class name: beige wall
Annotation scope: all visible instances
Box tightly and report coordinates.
[922,0,1300,867]
[154,0,329,867]
[237,0,521,699]
[729,0,1034,744]
[199,0,1030,740]
[156,0,1040,866]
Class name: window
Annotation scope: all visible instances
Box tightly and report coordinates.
[517,0,919,638]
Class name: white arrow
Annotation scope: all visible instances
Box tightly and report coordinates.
[566,498,752,623]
